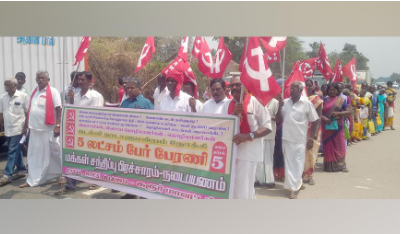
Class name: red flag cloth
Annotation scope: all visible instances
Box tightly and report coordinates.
[228,94,251,134]
[73,37,91,66]
[177,37,189,61]
[183,66,198,99]
[135,37,156,73]
[343,57,357,82]
[316,43,333,80]
[260,37,287,53]
[283,62,307,99]
[296,57,317,78]
[197,37,232,79]
[264,50,281,64]
[331,58,343,83]
[239,37,281,106]
[192,37,203,58]
[27,85,55,126]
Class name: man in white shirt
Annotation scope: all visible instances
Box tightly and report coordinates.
[160,70,191,113]
[280,81,320,199]
[61,71,81,104]
[55,72,104,195]
[19,70,62,188]
[228,76,272,199]
[0,77,29,187]
[201,79,230,114]
[153,74,170,110]
[255,96,279,188]
[183,81,203,113]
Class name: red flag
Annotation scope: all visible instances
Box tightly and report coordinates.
[316,43,333,80]
[192,37,203,58]
[331,58,343,83]
[296,57,317,78]
[135,37,156,73]
[197,37,232,79]
[264,50,281,63]
[260,37,287,53]
[239,37,281,106]
[73,37,91,66]
[283,62,307,99]
[200,37,232,78]
[177,37,189,61]
[343,57,357,89]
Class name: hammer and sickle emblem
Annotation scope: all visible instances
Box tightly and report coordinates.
[137,43,150,67]
[67,125,75,134]
[244,46,271,92]
[66,138,73,147]
[67,111,75,121]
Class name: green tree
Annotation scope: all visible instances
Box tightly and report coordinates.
[389,72,400,83]
[306,42,320,58]
[339,43,369,70]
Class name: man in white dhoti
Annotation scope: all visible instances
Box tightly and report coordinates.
[280,81,319,199]
[201,79,230,114]
[228,76,271,199]
[255,96,279,188]
[19,70,62,188]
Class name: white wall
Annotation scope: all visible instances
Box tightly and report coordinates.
[0,36,84,95]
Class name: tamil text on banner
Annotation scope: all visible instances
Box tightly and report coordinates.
[61,106,238,199]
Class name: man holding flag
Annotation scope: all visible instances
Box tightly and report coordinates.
[228,75,271,199]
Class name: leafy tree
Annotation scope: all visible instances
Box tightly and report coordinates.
[389,72,400,83]
[307,42,320,58]
[340,43,369,70]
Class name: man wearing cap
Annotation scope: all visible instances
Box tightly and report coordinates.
[160,69,192,113]
[228,76,272,199]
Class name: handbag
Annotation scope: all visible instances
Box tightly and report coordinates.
[344,121,351,140]
[325,119,338,130]
[368,120,376,134]
[376,114,382,126]
[387,107,394,118]
[359,106,369,119]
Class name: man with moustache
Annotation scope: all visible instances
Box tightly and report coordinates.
[228,76,271,199]
[160,69,192,113]
[201,78,230,114]
[19,70,62,188]
[153,74,170,110]
[0,77,29,187]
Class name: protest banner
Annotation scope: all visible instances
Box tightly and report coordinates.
[61,105,238,199]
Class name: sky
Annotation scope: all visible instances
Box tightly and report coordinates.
[205,37,400,78]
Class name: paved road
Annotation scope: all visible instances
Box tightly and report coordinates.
[0,99,399,199]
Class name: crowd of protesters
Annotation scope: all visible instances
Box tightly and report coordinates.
[0,70,397,199]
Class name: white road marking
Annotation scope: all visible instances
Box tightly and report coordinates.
[355,186,372,190]
[82,187,108,196]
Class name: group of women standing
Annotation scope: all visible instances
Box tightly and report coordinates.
[272,79,397,186]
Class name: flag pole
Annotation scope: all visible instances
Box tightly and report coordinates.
[281,46,286,98]
[239,37,249,103]
[70,62,81,91]
[142,73,161,89]
[62,37,66,106]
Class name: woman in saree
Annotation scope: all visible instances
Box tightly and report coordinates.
[322,84,350,172]
[351,89,363,142]
[377,88,387,133]
[302,79,323,185]
[385,81,397,130]
[359,89,372,140]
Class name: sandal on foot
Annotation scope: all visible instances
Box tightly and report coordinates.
[89,185,99,190]
[54,188,74,196]
[308,178,315,185]
[19,182,30,188]
[342,168,349,173]
[0,177,10,187]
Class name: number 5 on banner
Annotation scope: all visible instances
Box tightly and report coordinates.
[209,142,227,174]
